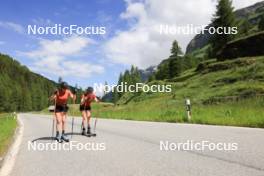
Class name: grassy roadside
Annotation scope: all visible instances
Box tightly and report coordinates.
[40,98,264,128]
[0,114,17,158]
[95,98,264,128]
[39,57,264,128]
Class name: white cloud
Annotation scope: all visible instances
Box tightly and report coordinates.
[233,0,263,9]
[25,36,93,58]
[0,21,24,33]
[31,18,53,26]
[104,0,263,68]
[21,35,104,77]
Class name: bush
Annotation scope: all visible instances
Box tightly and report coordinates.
[218,32,264,60]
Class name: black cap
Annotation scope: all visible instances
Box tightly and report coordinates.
[59,82,68,90]
[72,88,77,95]
[86,87,94,94]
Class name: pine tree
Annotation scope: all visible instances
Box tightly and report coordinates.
[103,81,108,97]
[240,19,251,35]
[0,54,57,112]
[155,63,169,80]
[130,66,141,84]
[170,40,183,57]
[123,70,131,84]
[259,14,264,31]
[116,73,123,99]
[147,74,155,82]
[168,40,183,78]
[210,0,236,58]
[112,88,119,105]
[0,83,8,112]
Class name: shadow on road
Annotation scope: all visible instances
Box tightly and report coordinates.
[65,132,82,136]
[31,137,57,142]
[31,133,87,142]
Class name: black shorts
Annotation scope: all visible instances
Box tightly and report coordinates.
[55,105,69,113]
[80,105,91,111]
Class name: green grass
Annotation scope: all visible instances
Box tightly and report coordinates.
[97,56,264,128]
[0,113,17,157]
[41,56,264,128]
[90,98,264,128]
[41,96,264,128]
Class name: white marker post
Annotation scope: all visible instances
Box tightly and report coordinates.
[13,112,17,119]
[185,99,191,121]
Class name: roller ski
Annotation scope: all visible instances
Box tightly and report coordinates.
[81,126,96,137]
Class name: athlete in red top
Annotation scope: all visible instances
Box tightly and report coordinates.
[51,82,76,142]
[80,87,99,135]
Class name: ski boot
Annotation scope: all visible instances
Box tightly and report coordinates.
[61,131,69,142]
[55,131,62,143]
[81,128,86,135]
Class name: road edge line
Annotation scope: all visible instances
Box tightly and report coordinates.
[0,114,24,176]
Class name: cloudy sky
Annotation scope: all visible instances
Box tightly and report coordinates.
[0,0,263,90]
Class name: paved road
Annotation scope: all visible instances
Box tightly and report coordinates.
[7,113,264,176]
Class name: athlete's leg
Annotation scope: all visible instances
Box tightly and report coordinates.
[61,112,67,132]
[81,110,87,135]
[86,110,91,134]
[82,111,87,128]
[55,112,63,142]
[55,112,62,132]
[61,112,69,142]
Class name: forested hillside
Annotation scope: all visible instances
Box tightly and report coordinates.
[0,54,57,112]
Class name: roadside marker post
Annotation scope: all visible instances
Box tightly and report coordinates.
[185,98,191,121]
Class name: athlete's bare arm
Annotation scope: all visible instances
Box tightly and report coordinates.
[94,97,99,103]
[49,93,57,102]
[68,90,76,103]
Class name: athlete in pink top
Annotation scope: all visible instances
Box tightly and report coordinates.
[80,87,99,135]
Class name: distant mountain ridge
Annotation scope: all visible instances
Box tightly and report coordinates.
[139,66,156,82]
[186,1,264,54]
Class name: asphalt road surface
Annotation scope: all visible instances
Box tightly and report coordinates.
[6,113,264,176]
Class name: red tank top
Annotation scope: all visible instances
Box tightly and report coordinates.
[56,89,72,105]
[82,93,96,107]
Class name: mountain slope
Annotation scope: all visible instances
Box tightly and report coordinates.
[186,1,264,54]
[139,66,156,82]
[0,53,57,112]
[96,56,264,127]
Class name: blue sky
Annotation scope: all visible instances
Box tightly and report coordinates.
[0,0,128,89]
[0,0,262,93]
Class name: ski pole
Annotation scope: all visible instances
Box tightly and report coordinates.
[51,98,56,142]
[51,117,55,142]
[71,95,76,139]
[80,95,85,134]
[93,100,100,135]
[94,117,97,134]
[80,122,83,133]
[71,116,74,139]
